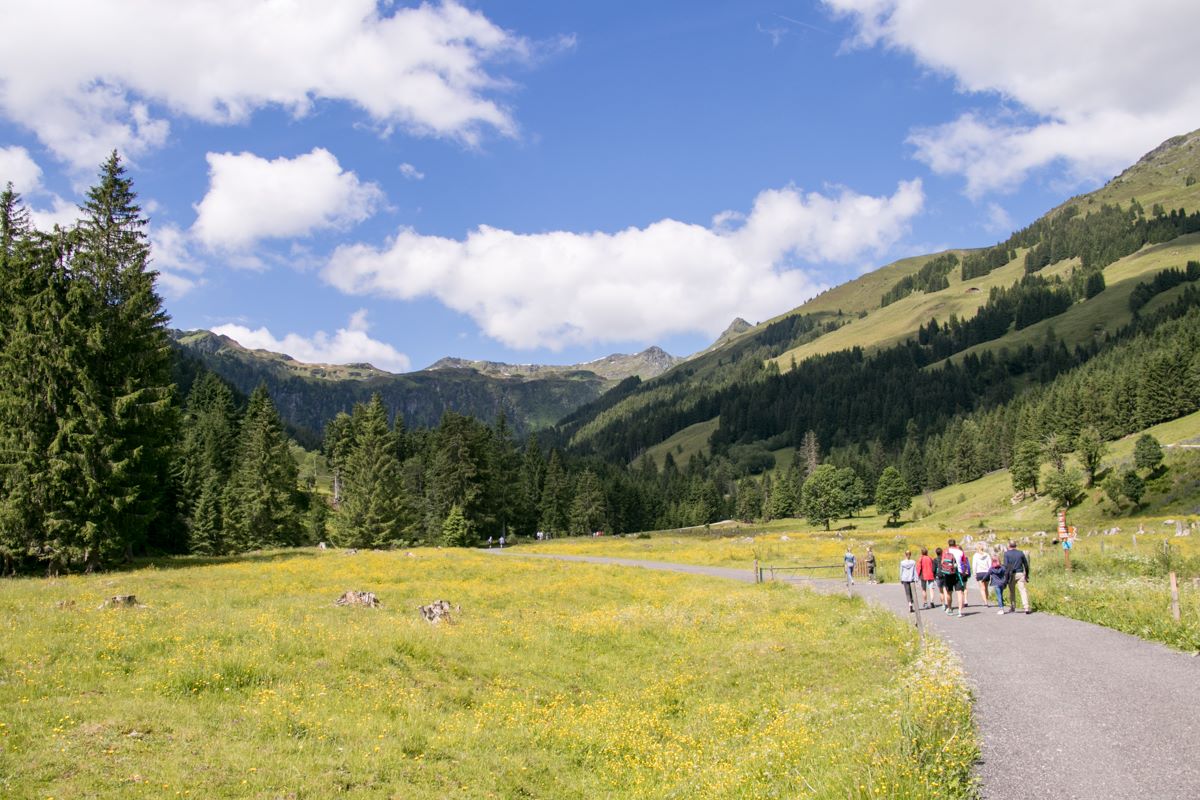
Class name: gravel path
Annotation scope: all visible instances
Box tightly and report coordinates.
[497,552,1200,799]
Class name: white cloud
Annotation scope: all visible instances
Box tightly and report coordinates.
[0,146,43,193]
[212,310,411,373]
[824,0,1200,195]
[322,180,924,349]
[399,163,425,180]
[984,202,1013,235]
[0,1,529,171]
[192,148,383,251]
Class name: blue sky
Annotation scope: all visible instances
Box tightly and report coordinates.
[2,1,1198,372]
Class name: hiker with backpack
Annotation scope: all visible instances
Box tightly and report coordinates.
[943,538,968,617]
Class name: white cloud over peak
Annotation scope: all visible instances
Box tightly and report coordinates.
[824,0,1200,196]
[0,0,528,170]
[322,180,924,350]
[212,310,411,373]
[192,149,383,251]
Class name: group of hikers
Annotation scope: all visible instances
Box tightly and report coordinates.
[843,539,1032,615]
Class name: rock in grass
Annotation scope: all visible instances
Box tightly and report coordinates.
[335,590,380,608]
[418,599,459,624]
[99,595,142,609]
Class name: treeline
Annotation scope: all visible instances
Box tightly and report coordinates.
[0,159,317,573]
[881,252,959,307]
[916,274,1075,360]
[1128,261,1200,312]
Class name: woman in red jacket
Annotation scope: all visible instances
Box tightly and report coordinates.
[916,546,936,608]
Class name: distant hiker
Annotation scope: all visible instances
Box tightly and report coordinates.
[843,548,856,585]
[933,547,947,608]
[943,538,967,617]
[972,543,993,607]
[865,546,877,583]
[899,550,917,612]
[987,555,1009,614]
[1003,540,1031,614]
[487,536,494,549]
[917,547,936,608]
[499,535,506,549]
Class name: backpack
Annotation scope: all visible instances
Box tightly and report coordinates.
[938,551,957,575]
[960,553,971,576]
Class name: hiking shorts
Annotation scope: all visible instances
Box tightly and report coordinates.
[939,574,957,591]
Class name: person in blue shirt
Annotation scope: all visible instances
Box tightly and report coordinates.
[843,547,856,585]
[1002,540,1031,614]
[987,555,1008,613]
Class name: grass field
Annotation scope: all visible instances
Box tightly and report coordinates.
[0,549,977,799]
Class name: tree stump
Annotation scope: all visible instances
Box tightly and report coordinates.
[334,590,380,608]
[418,600,459,624]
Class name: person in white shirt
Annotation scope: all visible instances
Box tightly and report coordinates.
[972,544,993,607]
[898,550,918,612]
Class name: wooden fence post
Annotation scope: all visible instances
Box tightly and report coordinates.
[1170,572,1180,623]
[913,595,925,648]
[753,558,759,584]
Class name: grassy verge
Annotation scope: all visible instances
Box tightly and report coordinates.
[0,549,976,799]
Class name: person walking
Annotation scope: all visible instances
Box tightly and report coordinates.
[843,547,856,586]
[934,547,949,609]
[987,555,1009,614]
[1003,540,1031,614]
[944,538,967,617]
[972,543,992,607]
[899,550,918,612]
[917,547,936,608]
[865,546,877,584]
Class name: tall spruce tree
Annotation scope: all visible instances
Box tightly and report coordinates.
[71,152,178,565]
[568,469,607,535]
[223,385,301,551]
[334,394,409,548]
[539,450,570,536]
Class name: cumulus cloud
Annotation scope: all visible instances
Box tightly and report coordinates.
[824,0,1200,195]
[398,163,426,180]
[0,145,43,193]
[212,310,411,373]
[322,181,924,349]
[192,148,383,251]
[0,0,529,170]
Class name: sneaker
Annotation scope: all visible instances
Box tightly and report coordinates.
[1025,609,1031,615]
[956,611,963,618]
[997,609,1005,615]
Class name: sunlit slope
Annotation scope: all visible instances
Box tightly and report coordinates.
[944,233,1200,365]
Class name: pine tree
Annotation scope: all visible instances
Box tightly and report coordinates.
[539,450,570,536]
[735,478,763,522]
[1011,437,1042,496]
[425,412,492,538]
[441,503,472,546]
[189,477,224,555]
[335,394,409,548]
[69,152,178,566]
[568,470,607,536]
[223,385,301,551]
[798,430,820,476]
[1074,425,1106,487]
[1120,468,1145,507]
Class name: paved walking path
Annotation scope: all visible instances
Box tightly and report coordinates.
[496,552,1200,800]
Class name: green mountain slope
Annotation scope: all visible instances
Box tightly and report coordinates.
[170,330,611,446]
[555,128,1200,464]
